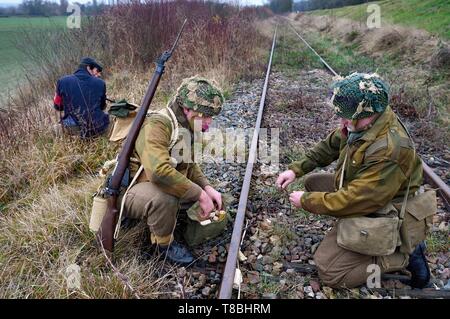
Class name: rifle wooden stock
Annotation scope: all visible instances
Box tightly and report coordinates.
[96,19,187,252]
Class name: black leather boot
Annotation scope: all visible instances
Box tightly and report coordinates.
[406,241,431,289]
[158,241,194,265]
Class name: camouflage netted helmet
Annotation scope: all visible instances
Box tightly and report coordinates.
[174,76,224,116]
[330,72,389,120]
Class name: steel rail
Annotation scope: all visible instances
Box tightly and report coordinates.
[287,19,450,210]
[218,26,278,299]
[423,162,450,210]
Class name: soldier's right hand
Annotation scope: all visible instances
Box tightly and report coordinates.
[198,190,215,220]
[276,170,296,189]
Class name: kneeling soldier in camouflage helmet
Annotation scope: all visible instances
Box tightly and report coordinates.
[276,72,435,289]
[122,76,224,265]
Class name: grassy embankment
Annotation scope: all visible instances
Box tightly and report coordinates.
[278,14,449,253]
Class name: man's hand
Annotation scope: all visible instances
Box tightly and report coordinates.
[276,170,296,189]
[289,191,304,208]
[198,190,215,220]
[204,185,222,210]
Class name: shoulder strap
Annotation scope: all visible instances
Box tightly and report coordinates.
[365,126,413,159]
[396,115,414,142]
[165,107,179,150]
[339,152,348,189]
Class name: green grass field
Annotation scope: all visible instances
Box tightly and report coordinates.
[311,0,450,39]
[0,16,66,101]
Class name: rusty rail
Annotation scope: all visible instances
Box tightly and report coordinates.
[287,19,450,210]
[218,26,278,299]
[423,161,450,210]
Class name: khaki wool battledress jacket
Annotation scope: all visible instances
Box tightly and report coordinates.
[289,106,423,217]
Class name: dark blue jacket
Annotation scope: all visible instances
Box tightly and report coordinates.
[54,68,109,138]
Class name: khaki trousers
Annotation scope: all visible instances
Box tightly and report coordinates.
[306,173,409,288]
[122,181,194,245]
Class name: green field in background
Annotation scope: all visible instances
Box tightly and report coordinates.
[311,0,450,39]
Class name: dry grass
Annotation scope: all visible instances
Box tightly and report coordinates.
[0,102,116,205]
[431,47,450,70]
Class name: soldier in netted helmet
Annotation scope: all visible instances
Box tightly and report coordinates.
[276,72,435,289]
[121,76,225,265]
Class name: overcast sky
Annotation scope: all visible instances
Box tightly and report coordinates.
[1,0,268,6]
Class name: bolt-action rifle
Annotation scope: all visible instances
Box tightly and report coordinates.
[97,19,187,253]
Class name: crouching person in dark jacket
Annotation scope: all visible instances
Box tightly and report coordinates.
[53,57,110,138]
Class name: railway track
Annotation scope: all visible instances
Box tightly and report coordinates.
[213,20,450,299]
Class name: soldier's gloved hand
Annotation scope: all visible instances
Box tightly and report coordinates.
[198,190,215,220]
[276,170,296,189]
[204,185,222,210]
